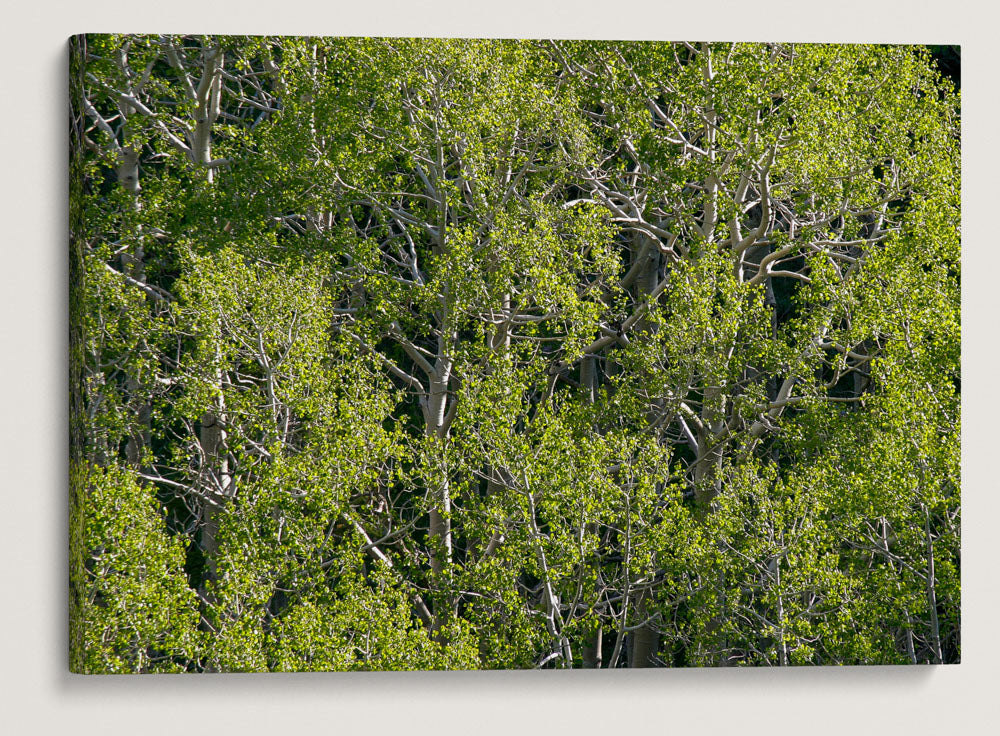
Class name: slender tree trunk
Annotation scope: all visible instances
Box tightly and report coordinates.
[923,504,944,663]
[579,353,605,668]
[196,355,232,674]
[480,292,512,560]
[693,385,725,514]
[423,368,453,576]
[198,406,230,591]
[190,43,224,181]
[628,232,662,666]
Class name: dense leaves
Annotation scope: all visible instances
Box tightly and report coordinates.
[69,36,960,671]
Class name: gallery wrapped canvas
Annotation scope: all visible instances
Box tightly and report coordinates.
[68,35,960,673]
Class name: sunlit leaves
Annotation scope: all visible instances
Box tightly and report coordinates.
[73,37,960,670]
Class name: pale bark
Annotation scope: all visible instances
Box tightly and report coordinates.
[423,369,454,577]
[627,230,663,665]
[190,42,224,180]
[628,588,660,668]
[923,504,944,663]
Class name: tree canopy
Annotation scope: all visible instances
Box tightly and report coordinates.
[69,36,960,671]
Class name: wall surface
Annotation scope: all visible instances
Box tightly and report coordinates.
[1,1,996,733]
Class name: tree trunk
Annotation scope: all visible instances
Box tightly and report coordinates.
[628,232,662,665]
[196,357,232,666]
[423,369,453,576]
[629,589,660,668]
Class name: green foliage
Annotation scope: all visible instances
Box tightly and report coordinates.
[76,463,200,673]
[70,37,960,671]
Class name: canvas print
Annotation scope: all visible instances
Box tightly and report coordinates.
[68,35,960,672]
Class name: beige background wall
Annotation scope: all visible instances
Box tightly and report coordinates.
[2,2,995,733]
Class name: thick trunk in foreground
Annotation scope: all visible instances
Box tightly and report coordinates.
[629,589,660,668]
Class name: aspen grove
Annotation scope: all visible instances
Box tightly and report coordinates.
[69,36,960,671]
